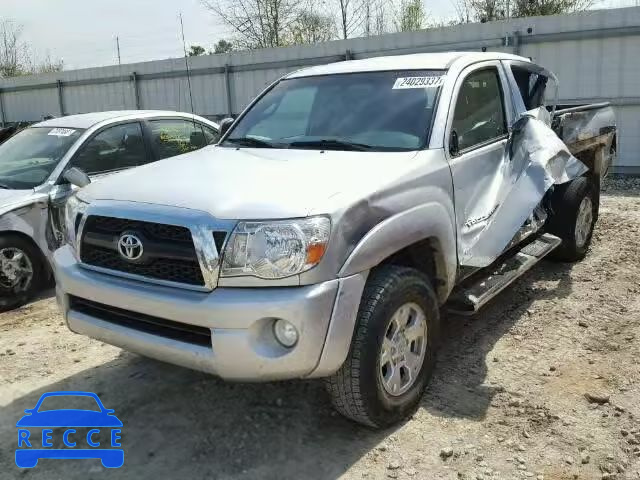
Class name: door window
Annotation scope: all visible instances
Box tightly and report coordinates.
[511,66,548,110]
[72,122,147,175]
[148,119,216,160]
[451,68,507,152]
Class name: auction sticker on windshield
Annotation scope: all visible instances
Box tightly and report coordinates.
[392,76,444,89]
[48,128,77,137]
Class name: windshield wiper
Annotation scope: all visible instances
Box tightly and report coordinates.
[225,137,275,148]
[288,139,374,151]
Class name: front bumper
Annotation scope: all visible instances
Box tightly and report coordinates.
[54,246,367,381]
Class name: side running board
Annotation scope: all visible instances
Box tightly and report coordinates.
[447,233,562,315]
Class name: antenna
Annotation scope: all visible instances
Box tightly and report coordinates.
[116,36,122,65]
[179,13,196,125]
[116,36,126,109]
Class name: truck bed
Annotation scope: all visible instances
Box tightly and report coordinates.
[552,102,617,177]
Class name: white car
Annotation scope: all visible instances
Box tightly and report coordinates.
[0,110,219,311]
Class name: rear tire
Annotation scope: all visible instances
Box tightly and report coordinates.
[0,234,45,312]
[547,176,597,262]
[325,265,440,428]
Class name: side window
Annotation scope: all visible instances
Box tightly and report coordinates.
[451,68,507,152]
[148,119,213,161]
[511,66,548,110]
[72,122,146,175]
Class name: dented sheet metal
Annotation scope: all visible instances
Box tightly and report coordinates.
[459,115,587,267]
[555,105,616,147]
[0,200,50,261]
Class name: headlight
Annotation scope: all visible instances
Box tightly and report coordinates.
[221,216,330,279]
[64,195,89,248]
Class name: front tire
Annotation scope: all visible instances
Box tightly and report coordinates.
[325,266,440,428]
[0,234,45,312]
[547,176,597,262]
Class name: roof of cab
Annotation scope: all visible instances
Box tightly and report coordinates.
[287,51,531,78]
[32,110,204,130]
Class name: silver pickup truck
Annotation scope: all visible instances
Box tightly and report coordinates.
[53,52,615,427]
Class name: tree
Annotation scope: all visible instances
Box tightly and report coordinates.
[452,0,474,23]
[188,44,207,56]
[373,0,390,35]
[213,39,234,53]
[292,11,336,44]
[201,0,302,49]
[362,0,389,36]
[30,53,64,74]
[336,0,365,39]
[511,0,594,17]
[454,0,593,22]
[473,0,506,21]
[0,20,25,77]
[0,20,63,77]
[394,0,425,32]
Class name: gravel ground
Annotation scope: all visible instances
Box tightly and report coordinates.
[0,177,639,480]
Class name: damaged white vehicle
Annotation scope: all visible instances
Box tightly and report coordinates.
[53,52,615,427]
[0,111,219,311]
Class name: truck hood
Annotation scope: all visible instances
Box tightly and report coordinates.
[79,146,420,219]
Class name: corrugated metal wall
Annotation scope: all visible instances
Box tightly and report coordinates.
[1,7,639,172]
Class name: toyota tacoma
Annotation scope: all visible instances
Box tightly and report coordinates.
[53,52,615,427]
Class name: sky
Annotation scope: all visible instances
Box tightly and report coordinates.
[2,0,636,71]
[2,0,227,69]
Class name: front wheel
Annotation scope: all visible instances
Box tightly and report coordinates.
[547,176,598,262]
[325,265,440,428]
[0,234,45,312]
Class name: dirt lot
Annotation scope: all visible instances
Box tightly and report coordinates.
[1,178,639,480]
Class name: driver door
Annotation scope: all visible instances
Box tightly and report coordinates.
[445,62,516,266]
[48,121,150,248]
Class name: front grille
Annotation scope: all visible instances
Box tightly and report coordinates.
[85,216,193,242]
[80,215,204,286]
[70,296,212,347]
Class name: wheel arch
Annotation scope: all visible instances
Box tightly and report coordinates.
[338,203,457,304]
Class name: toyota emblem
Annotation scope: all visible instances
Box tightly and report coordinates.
[117,233,144,261]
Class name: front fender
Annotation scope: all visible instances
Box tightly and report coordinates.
[0,200,50,264]
[338,202,457,299]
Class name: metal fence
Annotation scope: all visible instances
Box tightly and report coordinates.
[1,7,639,173]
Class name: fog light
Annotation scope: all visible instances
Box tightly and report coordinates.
[273,319,298,347]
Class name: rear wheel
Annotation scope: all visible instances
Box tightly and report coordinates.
[0,234,45,312]
[547,176,597,262]
[325,265,440,428]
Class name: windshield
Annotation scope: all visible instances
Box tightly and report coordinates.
[223,70,444,152]
[0,126,84,189]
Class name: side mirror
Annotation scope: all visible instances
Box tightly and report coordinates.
[219,117,234,137]
[63,167,91,188]
[449,130,459,157]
